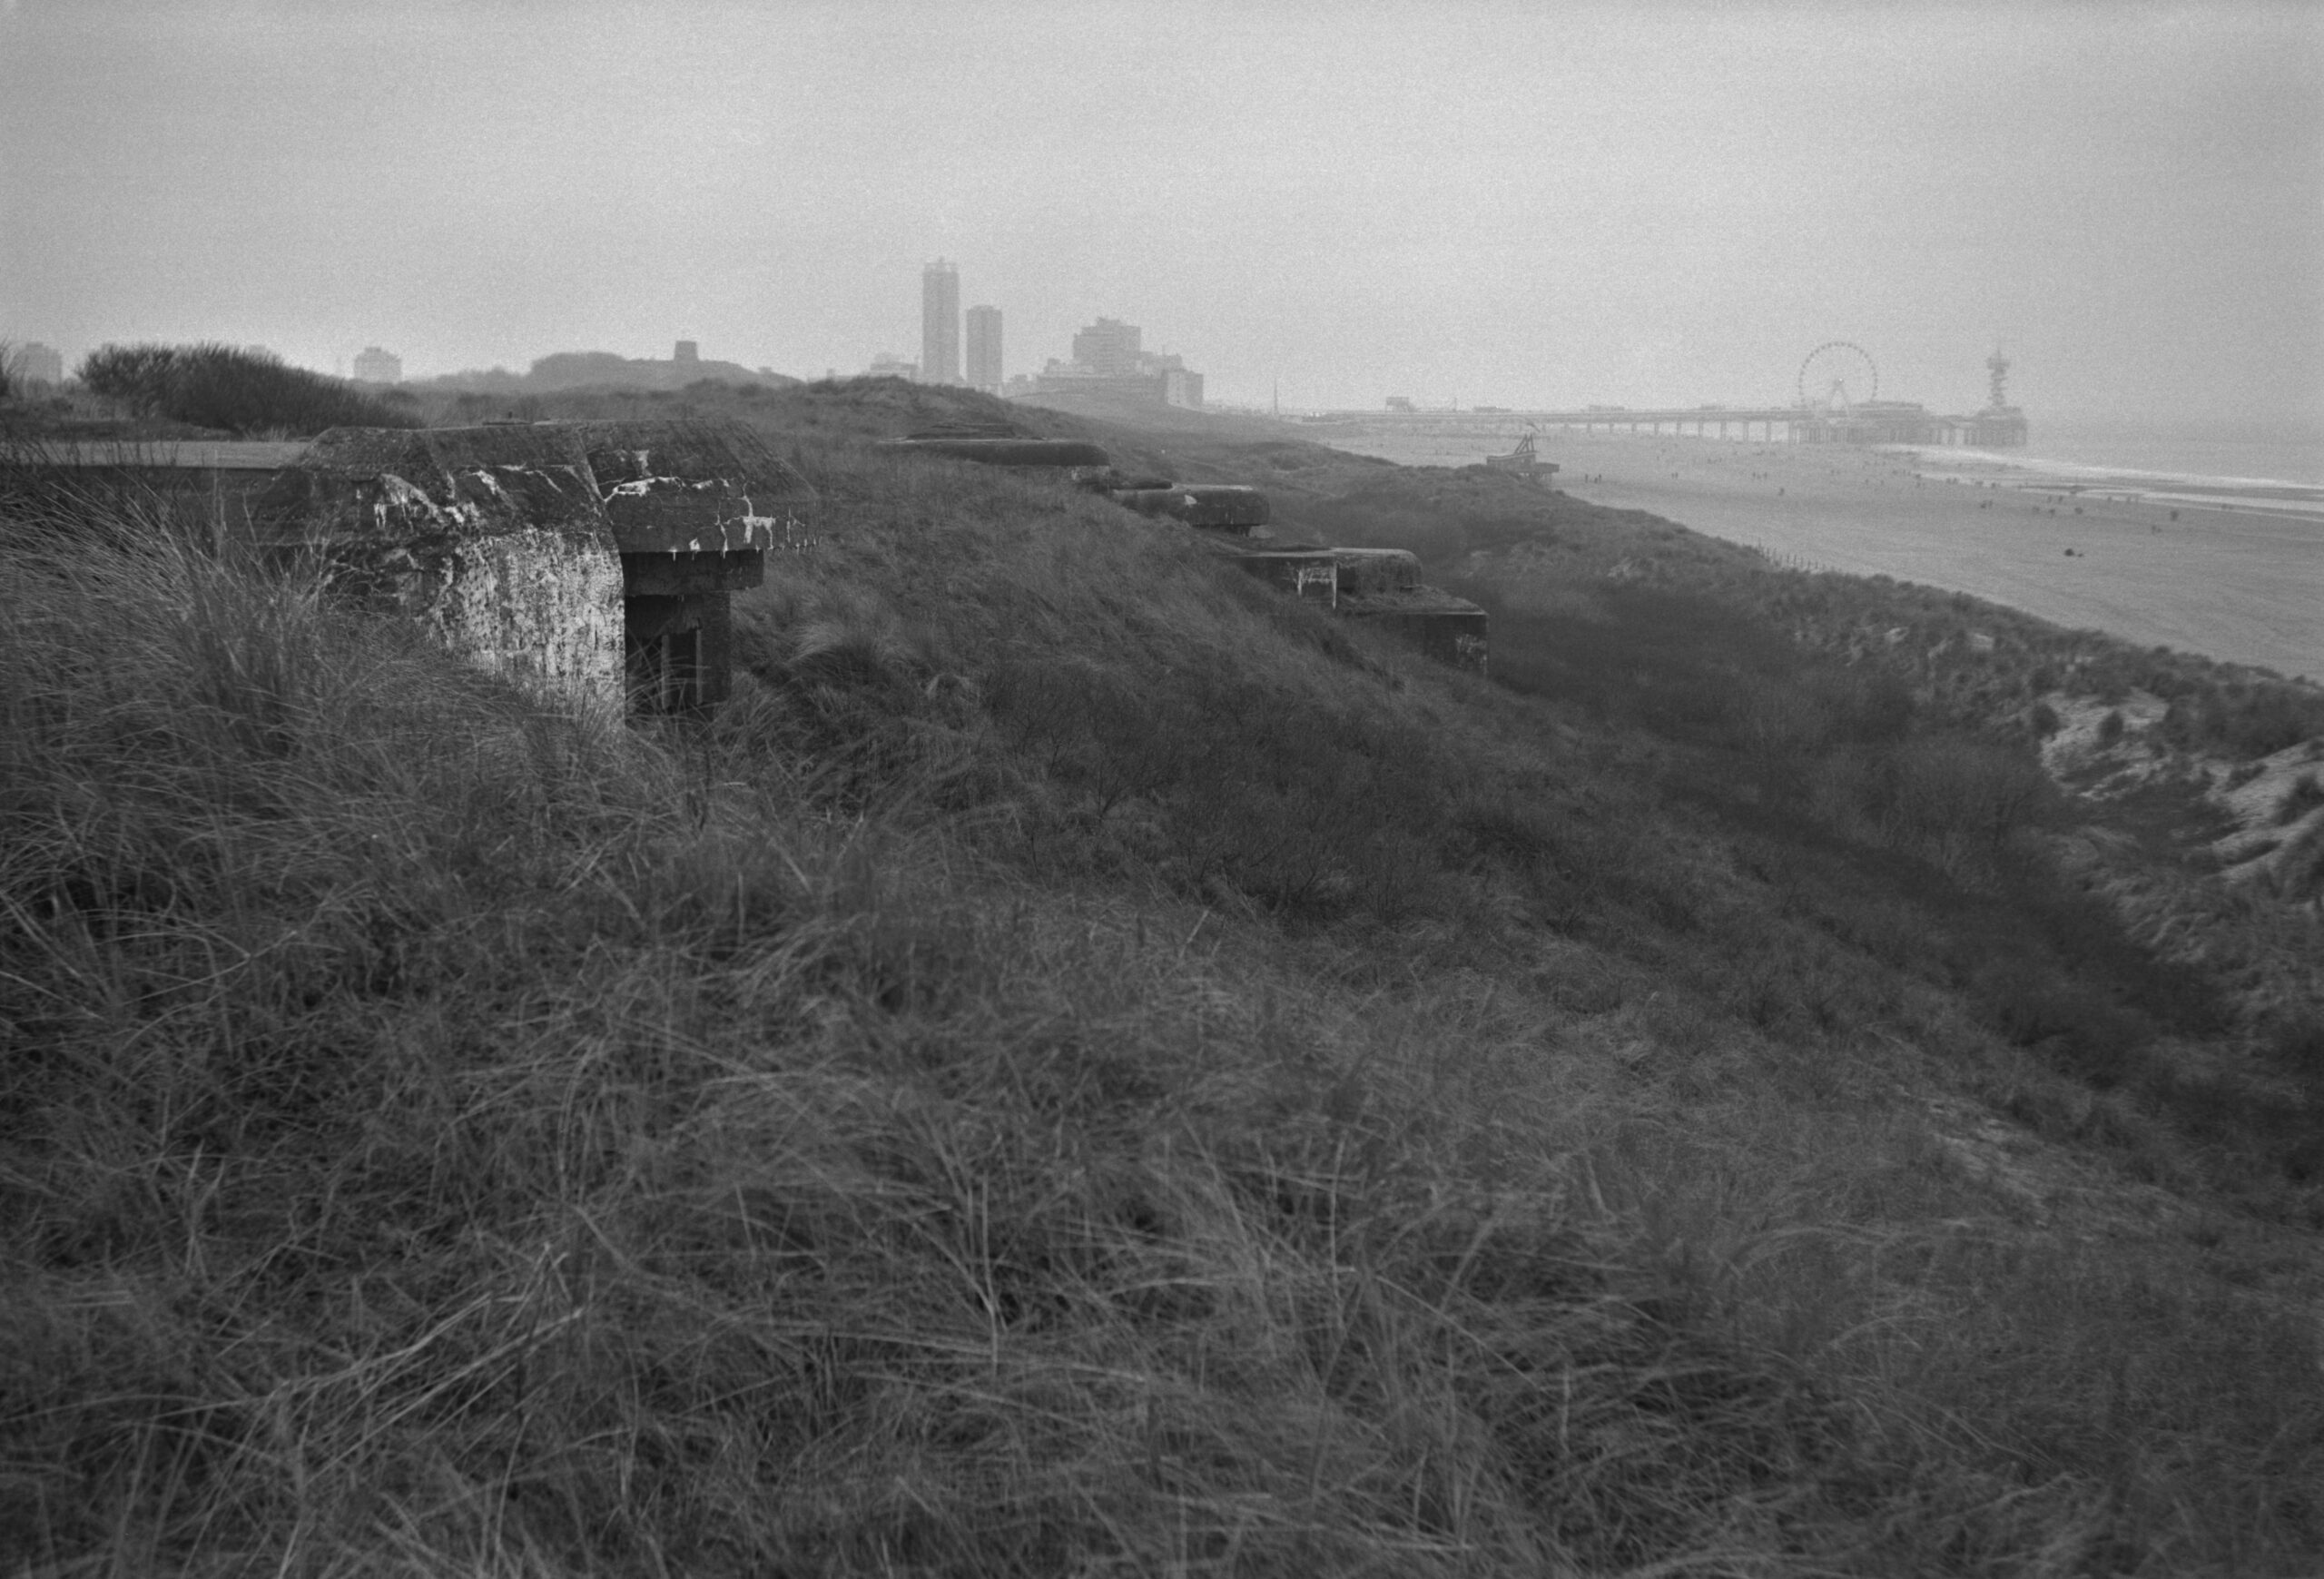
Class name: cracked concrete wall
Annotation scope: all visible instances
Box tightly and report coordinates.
[431,526,626,708]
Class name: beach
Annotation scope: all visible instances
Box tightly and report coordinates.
[1313,429,2323,680]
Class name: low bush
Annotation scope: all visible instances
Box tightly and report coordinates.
[77,341,419,436]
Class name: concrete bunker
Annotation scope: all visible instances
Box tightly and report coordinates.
[10,419,812,716]
[876,435,1113,468]
[1226,548,1340,605]
[1338,588,1490,674]
[1328,548,1424,597]
[573,421,813,712]
[252,425,626,706]
[251,420,812,714]
[1108,485,1273,535]
[1215,540,1484,673]
[1086,469,1483,673]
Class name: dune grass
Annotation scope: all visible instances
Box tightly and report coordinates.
[4,392,2321,1574]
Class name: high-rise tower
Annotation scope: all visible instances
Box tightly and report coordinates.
[965,305,1002,393]
[921,260,960,387]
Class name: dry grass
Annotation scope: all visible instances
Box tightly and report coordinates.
[3,392,2320,1574]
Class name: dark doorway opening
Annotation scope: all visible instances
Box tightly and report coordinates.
[623,590,734,715]
[626,622,703,712]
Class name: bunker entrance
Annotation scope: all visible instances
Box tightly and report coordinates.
[627,624,702,712]
[623,591,735,715]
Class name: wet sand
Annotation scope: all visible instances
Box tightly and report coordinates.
[1317,430,2323,680]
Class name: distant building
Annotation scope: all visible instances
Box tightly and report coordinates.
[674,340,700,365]
[965,305,1003,393]
[1384,395,1413,411]
[1070,317,1142,377]
[12,341,65,385]
[921,260,960,386]
[351,346,402,384]
[1027,316,1203,410]
[866,352,919,381]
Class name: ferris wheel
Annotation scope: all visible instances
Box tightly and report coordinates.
[1797,341,1878,410]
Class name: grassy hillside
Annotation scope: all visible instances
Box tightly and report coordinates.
[3,380,2320,1574]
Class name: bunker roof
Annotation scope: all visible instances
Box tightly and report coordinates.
[245,419,812,555]
[15,439,310,471]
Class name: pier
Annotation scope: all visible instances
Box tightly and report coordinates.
[1315,348,2028,449]
[1302,405,2026,447]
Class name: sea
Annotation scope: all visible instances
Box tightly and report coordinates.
[1990,420,2324,490]
[1307,416,2324,678]
[1911,419,2324,520]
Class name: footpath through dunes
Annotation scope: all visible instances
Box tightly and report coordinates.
[5,374,2324,1574]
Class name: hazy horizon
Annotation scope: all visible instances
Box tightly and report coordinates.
[5,1,2319,429]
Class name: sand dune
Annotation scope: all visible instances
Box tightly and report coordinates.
[1322,430,2322,680]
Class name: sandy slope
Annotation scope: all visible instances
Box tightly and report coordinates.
[1320,429,2322,679]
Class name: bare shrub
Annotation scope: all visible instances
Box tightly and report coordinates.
[79,341,419,435]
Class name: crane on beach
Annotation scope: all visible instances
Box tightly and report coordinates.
[1482,427,1560,484]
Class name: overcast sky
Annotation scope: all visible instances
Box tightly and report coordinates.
[4,0,2318,425]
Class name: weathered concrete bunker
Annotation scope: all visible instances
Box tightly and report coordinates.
[576,422,812,710]
[1226,548,1340,605]
[1108,485,1273,535]
[1077,464,1485,673]
[1216,540,1486,673]
[252,421,812,713]
[1328,548,1425,597]
[252,425,626,704]
[1337,588,1490,672]
[10,419,812,715]
[875,435,1113,468]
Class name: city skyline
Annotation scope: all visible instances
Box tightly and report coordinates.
[3,4,2317,427]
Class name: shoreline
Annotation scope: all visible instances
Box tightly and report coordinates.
[1310,429,2322,680]
[1891,444,2324,519]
